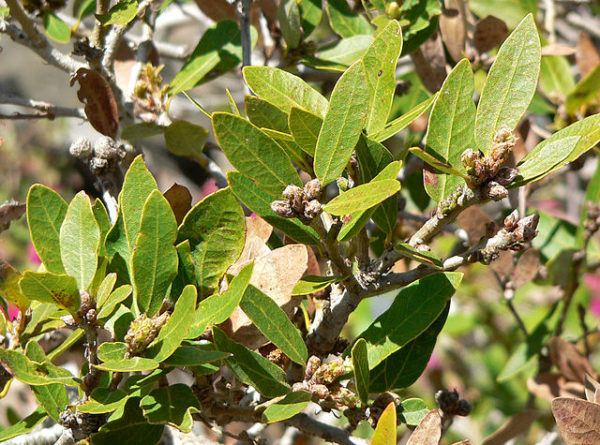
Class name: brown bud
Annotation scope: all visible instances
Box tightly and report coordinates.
[514,213,539,243]
[311,384,330,400]
[86,309,97,323]
[305,356,321,381]
[304,199,322,219]
[93,136,118,160]
[304,179,322,200]
[503,210,519,231]
[495,166,517,186]
[70,137,93,160]
[282,184,303,201]
[487,181,508,201]
[270,200,295,218]
[461,148,481,172]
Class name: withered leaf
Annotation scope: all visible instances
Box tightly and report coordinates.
[584,373,600,404]
[482,410,540,445]
[0,202,25,233]
[474,15,508,53]
[229,216,273,274]
[552,397,600,445]
[457,207,493,244]
[406,409,442,445]
[513,249,540,287]
[163,183,192,226]
[548,337,595,384]
[576,33,600,79]
[439,0,466,62]
[541,44,576,57]
[194,0,236,21]
[410,32,447,93]
[70,68,119,138]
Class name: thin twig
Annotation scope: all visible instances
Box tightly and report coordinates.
[236,0,252,68]
[0,93,86,120]
[3,423,64,445]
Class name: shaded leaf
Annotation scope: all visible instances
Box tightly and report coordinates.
[409,147,468,179]
[262,391,312,423]
[0,260,29,311]
[326,0,373,38]
[566,64,600,114]
[400,398,429,426]
[317,35,374,67]
[0,409,46,442]
[278,0,301,49]
[292,275,346,295]
[140,384,201,432]
[70,68,119,138]
[240,285,308,365]
[120,123,165,141]
[43,12,70,43]
[314,61,370,185]
[164,121,208,162]
[163,184,192,226]
[474,14,541,154]
[97,285,132,321]
[288,107,322,156]
[0,348,79,386]
[474,15,508,53]
[27,184,68,274]
[96,0,137,25]
[212,327,290,398]
[162,346,229,367]
[246,95,290,133]
[94,357,159,372]
[370,93,437,142]
[297,0,321,37]
[351,338,369,404]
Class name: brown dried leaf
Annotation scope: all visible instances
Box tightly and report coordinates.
[0,202,25,233]
[410,32,447,93]
[528,372,563,402]
[439,0,466,62]
[541,44,576,57]
[512,249,540,287]
[70,68,119,138]
[406,409,442,445]
[457,207,493,244]
[226,244,308,349]
[229,216,273,274]
[482,410,540,445]
[548,337,595,384]
[584,374,600,404]
[163,183,192,225]
[489,250,514,283]
[552,397,600,445]
[473,15,508,53]
[194,0,237,21]
[576,33,600,79]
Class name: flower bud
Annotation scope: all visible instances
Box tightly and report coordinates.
[461,148,480,171]
[385,1,402,19]
[495,166,517,187]
[305,356,321,381]
[304,179,322,200]
[336,177,349,192]
[304,199,322,219]
[282,184,303,201]
[69,137,93,160]
[503,210,519,231]
[270,200,295,218]
[487,181,508,201]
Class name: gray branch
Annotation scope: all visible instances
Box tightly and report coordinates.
[0,93,86,120]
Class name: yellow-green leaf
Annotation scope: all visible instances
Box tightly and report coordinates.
[323,179,400,216]
[351,338,369,405]
[371,402,397,445]
[19,271,81,313]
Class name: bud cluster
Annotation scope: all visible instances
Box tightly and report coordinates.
[270,179,322,223]
[134,64,169,123]
[435,388,472,417]
[292,356,359,410]
[461,128,518,200]
[75,291,97,325]
[59,408,106,440]
[478,211,540,263]
[124,312,170,356]
[70,136,135,175]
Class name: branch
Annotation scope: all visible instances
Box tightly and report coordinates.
[0,20,87,73]
[236,0,252,68]
[3,423,64,445]
[0,93,86,120]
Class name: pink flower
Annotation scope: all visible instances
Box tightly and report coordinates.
[28,244,41,265]
[426,353,441,371]
[199,178,218,199]
[590,298,600,318]
[583,274,600,318]
[1,305,19,322]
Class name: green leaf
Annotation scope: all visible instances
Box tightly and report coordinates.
[20,272,80,313]
[47,328,84,361]
[292,275,347,295]
[119,155,159,254]
[145,285,197,362]
[243,66,329,117]
[97,342,128,362]
[474,14,541,154]
[120,123,165,141]
[565,64,600,114]
[94,357,159,372]
[96,0,137,25]
[0,348,79,386]
[96,285,132,321]
[0,409,47,442]
[288,108,322,157]
[43,12,70,43]
[424,59,475,202]
[78,388,130,414]
[469,0,537,29]
[261,391,312,423]
[168,20,256,95]
[96,273,117,308]
[228,172,320,245]
[240,285,308,365]
[323,179,400,216]
[262,129,313,173]
[92,199,110,257]
[314,61,370,185]
[140,384,201,432]
[540,55,575,101]
[162,346,229,367]
[370,303,449,391]
[371,402,396,445]
[60,191,101,290]
[326,0,373,38]
[164,121,208,162]
[370,93,437,142]
[390,242,442,268]
[515,136,580,185]
[91,398,164,445]
[362,20,402,134]
[0,260,29,311]
[213,113,302,196]
[317,35,374,67]
[351,338,369,405]
[278,0,302,49]
[25,342,69,422]
[177,188,245,298]
[132,190,178,315]
[188,262,254,338]
[246,95,290,133]
[408,147,469,179]
[356,272,462,368]
[212,327,290,398]
[399,398,429,426]
[27,184,68,274]
[298,0,322,37]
